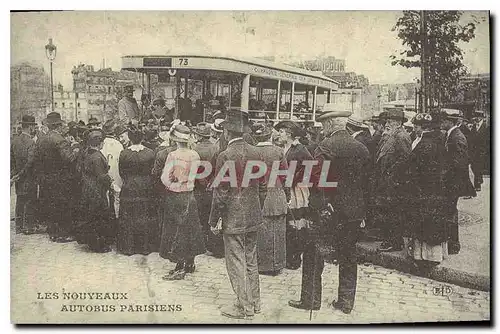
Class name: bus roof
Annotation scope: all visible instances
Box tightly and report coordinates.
[122,54,339,90]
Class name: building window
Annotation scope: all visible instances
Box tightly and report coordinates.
[54,102,58,107]
[77,103,80,108]
[70,102,73,108]
[62,102,65,108]
[108,87,111,94]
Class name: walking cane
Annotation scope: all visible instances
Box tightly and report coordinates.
[287,204,316,321]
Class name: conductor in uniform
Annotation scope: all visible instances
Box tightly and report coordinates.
[288,106,371,314]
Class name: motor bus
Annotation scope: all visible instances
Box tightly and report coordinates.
[121,54,339,125]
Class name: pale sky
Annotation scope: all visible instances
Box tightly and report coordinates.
[11,11,490,89]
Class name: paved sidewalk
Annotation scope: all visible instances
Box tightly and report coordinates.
[357,177,490,291]
[11,233,490,324]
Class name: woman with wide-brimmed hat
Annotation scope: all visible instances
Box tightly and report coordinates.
[274,120,313,270]
[159,124,206,280]
[116,125,158,256]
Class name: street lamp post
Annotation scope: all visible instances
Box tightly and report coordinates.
[45,38,57,112]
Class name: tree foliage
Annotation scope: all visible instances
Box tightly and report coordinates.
[391,11,483,107]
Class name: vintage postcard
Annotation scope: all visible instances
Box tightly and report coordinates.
[10,10,490,324]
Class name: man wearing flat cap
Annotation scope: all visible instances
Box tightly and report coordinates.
[11,115,37,234]
[372,109,411,252]
[34,112,80,242]
[288,104,370,314]
[118,85,140,125]
[209,109,266,319]
[440,109,476,255]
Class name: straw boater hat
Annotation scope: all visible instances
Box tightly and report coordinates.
[315,103,352,121]
[193,122,212,138]
[347,115,369,129]
[170,124,192,143]
[441,108,463,120]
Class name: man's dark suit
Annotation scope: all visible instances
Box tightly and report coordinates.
[469,121,490,188]
[34,130,79,239]
[443,127,476,254]
[11,132,36,232]
[209,138,266,315]
[299,129,370,312]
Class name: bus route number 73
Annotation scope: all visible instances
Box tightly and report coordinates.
[178,58,189,66]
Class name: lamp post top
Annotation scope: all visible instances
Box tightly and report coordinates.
[45,38,57,61]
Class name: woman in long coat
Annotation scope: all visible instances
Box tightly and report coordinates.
[75,129,114,252]
[117,126,158,255]
[254,124,290,275]
[274,121,313,270]
[404,113,448,265]
[159,124,206,280]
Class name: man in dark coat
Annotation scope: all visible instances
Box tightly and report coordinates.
[364,114,385,238]
[440,109,476,255]
[11,115,37,234]
[34,112,80,242]
[469,110,490,191]
[373,110,411,252]
[209,109,266,319]
[288,106,370,314]
[118,85,141,124]
[192,122,223,257]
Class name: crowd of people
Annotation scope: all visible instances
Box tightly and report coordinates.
[11,100,489,319]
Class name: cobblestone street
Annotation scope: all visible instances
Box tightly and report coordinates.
[11,231,490,324]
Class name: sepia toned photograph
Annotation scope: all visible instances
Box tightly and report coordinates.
[10,10,490,324]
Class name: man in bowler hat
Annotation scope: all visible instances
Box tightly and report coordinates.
[34,112,80,242]
[209,109,267,319]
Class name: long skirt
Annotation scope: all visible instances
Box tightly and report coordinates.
[159,191,206,263]
[257,215,286,273]
[117,199,159,256]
